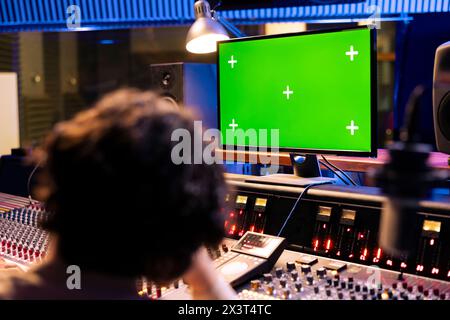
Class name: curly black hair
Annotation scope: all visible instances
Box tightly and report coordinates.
[37,88,226,283]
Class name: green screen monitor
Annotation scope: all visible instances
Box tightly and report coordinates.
[217,26,377,158]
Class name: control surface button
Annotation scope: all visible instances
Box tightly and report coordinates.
[316,267,326,278]
[296,255,318,266]
[275,267,283,278]
[324,261,347,272]
[301,265,311,274]
[263,273,273,283]
[286,262,296,272]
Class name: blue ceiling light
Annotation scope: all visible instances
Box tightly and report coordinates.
[0,0,448,32]
[98,39,116,45]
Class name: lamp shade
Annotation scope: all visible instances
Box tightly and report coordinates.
[186,0,230,54]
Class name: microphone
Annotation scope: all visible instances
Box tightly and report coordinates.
[375,86,445,258]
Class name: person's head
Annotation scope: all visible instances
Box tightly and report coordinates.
[37,88,226,283]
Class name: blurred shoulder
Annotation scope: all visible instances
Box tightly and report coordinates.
[0,265,43,299]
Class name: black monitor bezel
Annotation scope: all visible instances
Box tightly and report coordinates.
[216,25,378,158]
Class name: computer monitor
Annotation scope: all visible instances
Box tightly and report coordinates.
[217,26,377,185]
[217,26,377,157]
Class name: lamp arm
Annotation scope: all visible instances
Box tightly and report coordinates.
[214,13,246,38]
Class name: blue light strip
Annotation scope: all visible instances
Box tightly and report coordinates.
[0,0,448,32]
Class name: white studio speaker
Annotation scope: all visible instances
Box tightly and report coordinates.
[0,73,20,155]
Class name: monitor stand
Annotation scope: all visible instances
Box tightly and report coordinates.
[245,154,336,187]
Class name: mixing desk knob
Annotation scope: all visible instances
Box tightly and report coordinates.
[316,267,326,278]
[313,286,319,294]
[294,281,302,292]
[340,281,347,289]
[417,285,423,293]
[326,277,332,285]
[275,267,283,278]
[348,282,354,290]
[337,292,344,300]
[279,278,287,288]
[407,286,413,293]
[326,288,331,297]
[156,287,162,298]
[301,265,311,274]
[291,271,299,281]
[251,280,261,291]
[440,293,446,300]
[282,289,290,300]
[266,284,275,296]
[416,294,423,300]
[221,244,229,253]
[306,275,314,285]
[333,279,339,287]
[286,262,296,272]
[263,273,273,283]
[433,288,440,297]
[402,282,408,289]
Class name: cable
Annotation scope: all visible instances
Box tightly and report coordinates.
[319,160,349,186]
[321,155,358,186]
[277,182,331,237]
[27,160,42,205]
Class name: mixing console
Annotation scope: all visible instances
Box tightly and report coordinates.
[238,246,449,300]
[157,238,449,300]
[0,193,50,267]
[224,178,450,282]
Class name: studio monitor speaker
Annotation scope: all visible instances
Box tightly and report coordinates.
[149,63,217,128]
[433,42,450,154]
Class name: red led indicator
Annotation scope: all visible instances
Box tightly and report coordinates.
[313,239,319,251]
[336,251,341,256]
[346,228,351,232]
[447,270,450,278]
[386,260,393,266]
[416,265,424,272]
[400,262,407,269]
[239,209,243,215]
[359,248,368,261]
[429,239,435,246]
[249,225,255,232]
[229,213,234,218]
[325,239,332,251]
[376,248,382,259]
[322,224,327,229]
[431,268,439,275]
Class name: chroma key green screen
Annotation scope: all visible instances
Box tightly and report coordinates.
[218,27,376,156]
